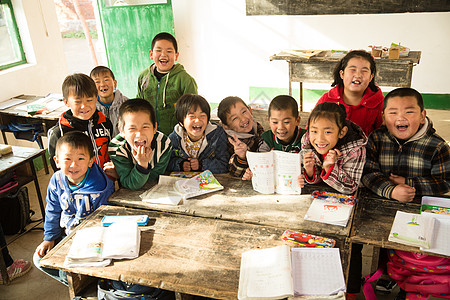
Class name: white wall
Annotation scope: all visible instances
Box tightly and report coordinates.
[0,0,67,100]
[172,1,450,102]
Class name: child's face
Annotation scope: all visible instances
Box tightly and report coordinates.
[54,144,94,185]
[183,106,208,142]
[120,111,157,151]
[149,39,179,73]
[91,72,117,103]
[223,102,254,133]
[309,117,347,155]
[63,94,96,120]
[340,57,374,95]
[268,109,300,143]
[383,96,426,140]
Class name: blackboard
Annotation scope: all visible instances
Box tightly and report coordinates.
[246,0,450,15]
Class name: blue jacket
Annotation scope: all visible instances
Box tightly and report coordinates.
[168,122,229,174]
[43,162,115,241]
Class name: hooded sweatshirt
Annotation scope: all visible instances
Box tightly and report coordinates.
[137,63,198,135]
[96,89,128,137]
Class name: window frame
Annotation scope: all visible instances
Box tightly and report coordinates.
[0,0,26,70]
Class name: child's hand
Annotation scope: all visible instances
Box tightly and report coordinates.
[103,161,119,179]
[389,173,406,185]
[228,135,248,159]
[242,168,253,180]
[391,184,416,203]
[182,160,191,172]
[132,145,153,169]
[297,174,306,188]
[36,240,55,258]
[189,158,200,171]
[323,149,341,173]
[303,151,315,178]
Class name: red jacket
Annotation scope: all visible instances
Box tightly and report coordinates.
[316,85,384,136]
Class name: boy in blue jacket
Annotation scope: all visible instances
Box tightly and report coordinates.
[34,131,114,285]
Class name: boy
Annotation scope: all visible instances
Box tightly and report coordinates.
[90,66,129,137]
[218,96,264,177]
[48,73,113,172]
[242,95,306,180]
[137,32,198,136]
[109,99,172,190]
[34,131,114,284]
[362,87,450,202]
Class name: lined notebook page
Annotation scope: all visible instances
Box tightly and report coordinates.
[291,248,345,295]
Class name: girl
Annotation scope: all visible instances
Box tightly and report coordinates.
[316,50,384,136]
[298,102,367,194]
[167,94,229,174]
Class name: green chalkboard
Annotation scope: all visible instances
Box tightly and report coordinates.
[96,0,174,98]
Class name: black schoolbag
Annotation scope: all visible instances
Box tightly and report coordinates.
[0,185,34,235]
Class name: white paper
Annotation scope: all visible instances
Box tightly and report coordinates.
[291,248,345,295]
[0,98,26,110]
[247,150,301,195]
[102,222,140,259]
[304,198,354,227]
[388,211,435,248]
[140,175,182,205]
[421,212,450,256]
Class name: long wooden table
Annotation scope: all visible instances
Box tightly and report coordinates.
[40,174,355,298]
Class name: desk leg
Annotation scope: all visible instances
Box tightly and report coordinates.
[67,272,97,299]
[1,130,7,145]
[299,82,303,112]
[29,160,45,221]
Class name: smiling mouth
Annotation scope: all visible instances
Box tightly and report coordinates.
[192,125,203,132]
[315,143,329,149]
[241,121,250,128]
[351,79,361,85]
[135,140,147,147]
[100,87,109,93]
[396,125,409,131]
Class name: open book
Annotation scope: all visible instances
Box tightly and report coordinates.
[388,211,435,248]
[140,170,223,205]
[247,150,301,194]
[238,245,345,299]
[64,221,140,267]
[304,192,356,227]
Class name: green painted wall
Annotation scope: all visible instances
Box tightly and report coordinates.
[96,0,174,98]
[248,87,450,111]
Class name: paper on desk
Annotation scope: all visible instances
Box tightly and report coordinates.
[421,212,450,256]
[140,175,182,205]
[14,93,64,112]
[0,98,26,110]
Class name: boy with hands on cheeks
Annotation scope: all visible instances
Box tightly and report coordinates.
[362,87,450,202]
[109,99,172,190]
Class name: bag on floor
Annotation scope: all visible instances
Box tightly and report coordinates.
[98,279,175,300]
[0,185,33,235]
[387,249,450,299]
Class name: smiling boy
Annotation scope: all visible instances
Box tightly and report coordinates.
[362,87,450,202]
[108,99,172,190]
[137,32,197,136]
[48,73,113,172]
[90,66,129,137]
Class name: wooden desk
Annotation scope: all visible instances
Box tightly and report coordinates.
[270,50,421,111]
[40,205,288,299]
[0,146,46,221]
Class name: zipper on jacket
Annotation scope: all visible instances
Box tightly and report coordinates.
[88,119,100,164]
[156,81,160,126]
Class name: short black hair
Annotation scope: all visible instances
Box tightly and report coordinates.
[118,99,156,129]
[383,87,424,112]
[269,95,299,119]
[175,94,211,125]
[217,96,249,125]
[55,131,94,158]
[90,66,115,80]
[151,32,178,53]
[62,73,98,99]
[331,50,378,93]
[308,102,347,131]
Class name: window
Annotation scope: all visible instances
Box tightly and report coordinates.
[0,0,26,70]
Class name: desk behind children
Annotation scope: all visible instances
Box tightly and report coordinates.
[40,205,288,299]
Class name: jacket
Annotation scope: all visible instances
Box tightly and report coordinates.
[137,63,198,135]
[48,110,113,171]
[225,122,264,177]
[316,85,384,136]
[168,122,229,174]
[43,162,114,241]
[362,117,450,198]
[258,127,306,153]
[301,120,367,194]
[108,131,172,190]
[96,89,128,137]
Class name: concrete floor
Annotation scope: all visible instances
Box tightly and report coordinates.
[1,38,450,299]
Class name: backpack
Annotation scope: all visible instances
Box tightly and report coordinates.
[1,121,43,148]
[386,249,450,299]
[97,279,175,300]
[0,185,34,235]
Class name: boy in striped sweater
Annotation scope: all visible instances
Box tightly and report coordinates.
[109,99,172,190]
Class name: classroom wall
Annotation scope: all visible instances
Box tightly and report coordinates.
[171,1,450,104]
[1,0,67,100]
